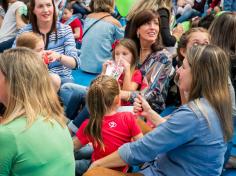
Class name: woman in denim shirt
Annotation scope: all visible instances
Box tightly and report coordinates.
[84,45,233,176]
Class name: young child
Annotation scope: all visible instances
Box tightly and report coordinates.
[73,75,143,174]
[61,2,83,49]
[16,32,61,91]
[102,38,145,91]
[176,0,194,16]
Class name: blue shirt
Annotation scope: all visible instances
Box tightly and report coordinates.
[13,22,80,80]
[119,98,226,176]
[80,17,124,74]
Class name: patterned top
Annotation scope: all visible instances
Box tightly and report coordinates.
[13,22,80,80]
[139,49,173,113]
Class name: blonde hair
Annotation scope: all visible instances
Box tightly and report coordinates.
[127,0,172,20]
[187,45,233,141]
[85,75,120,149]
[0,48,66,127]
[16,32,43,50]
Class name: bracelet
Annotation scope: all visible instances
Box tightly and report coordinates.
[58,54,62,62]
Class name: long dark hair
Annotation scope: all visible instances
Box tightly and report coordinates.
[85,75,120,149]
[126,9,163,54]
[29,0,57,34]
[187,45,233,141]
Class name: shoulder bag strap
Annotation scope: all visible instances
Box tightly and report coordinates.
[82,14,111,38]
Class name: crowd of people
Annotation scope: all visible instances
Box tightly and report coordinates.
[0,0,236,175]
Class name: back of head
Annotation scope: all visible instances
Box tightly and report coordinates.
[187,45,232,140]
[127,0,160,20]
[209,12,236,56]
[0,48,65,127]
[16,32,43,50]
[92,0,114,13]
[198,14,215,29]
[85,75,119,148]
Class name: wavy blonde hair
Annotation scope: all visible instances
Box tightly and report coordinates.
[126,0,172,20]
[0,48,66,127]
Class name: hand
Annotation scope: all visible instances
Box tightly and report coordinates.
[133,95,152,118]
[119,58,130,71]
[207,7,212,15]
[173,24,184,40]
[45,50,61,63]
[102,60,113,74]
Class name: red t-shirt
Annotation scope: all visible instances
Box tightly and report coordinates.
[61,18,83,42]
[76,112,141,170]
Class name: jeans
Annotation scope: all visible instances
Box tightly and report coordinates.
[224,0,236,11]
[59,83,87,120]
[176,9,201,24]
[75,144,93,176]
[0,37,15,53]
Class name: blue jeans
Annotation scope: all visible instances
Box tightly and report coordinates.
[176,9,201,24]
[0,37,15,53]
[59,83,87,120]
[224,0,236,11]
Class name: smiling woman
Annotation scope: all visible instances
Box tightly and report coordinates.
[13,0,79,85]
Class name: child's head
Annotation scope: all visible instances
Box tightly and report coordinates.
[177,27,210,62]
[85,75,120,148]
[62,3,73,21]
[112,38,138,70]
[16,32,44,56]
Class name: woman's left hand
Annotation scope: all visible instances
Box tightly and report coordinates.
[45,50,61,63]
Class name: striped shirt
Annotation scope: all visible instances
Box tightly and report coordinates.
[13,22,80,80]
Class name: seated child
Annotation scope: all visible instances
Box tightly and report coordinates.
[102,38,146,105]
[73,75,143,175]
[61,2,83,49]
[176,0,194,16]
[16,32,61,92]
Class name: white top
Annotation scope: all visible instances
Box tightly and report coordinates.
[0,1,25,43]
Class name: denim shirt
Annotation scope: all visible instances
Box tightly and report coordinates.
[119,98,227,176]
[13,22,80,80]
[80,18,124,74]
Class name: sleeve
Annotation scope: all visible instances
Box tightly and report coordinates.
[75,120,89,146]
[158,8,176,47]
[12,25,29,48]
[210,0,221,8]
[131,69,143,85]
[0,128,17,175]
[118,106,199,165]
[114,26,124,40]
[126,112,142,137]
[63,25,80,68]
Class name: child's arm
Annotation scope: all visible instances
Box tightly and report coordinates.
[121,59,140,91]
[132,133,143,141]
[73,27,81,40]
[73,137,83,151]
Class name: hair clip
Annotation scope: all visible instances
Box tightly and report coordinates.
[112,40,120,50]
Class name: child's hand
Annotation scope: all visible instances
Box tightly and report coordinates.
[120,58,130,71]
[102,60,113,74]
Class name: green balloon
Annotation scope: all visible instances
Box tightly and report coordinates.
[116,0,136,17]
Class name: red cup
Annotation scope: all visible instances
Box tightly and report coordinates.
[43,54,49,65]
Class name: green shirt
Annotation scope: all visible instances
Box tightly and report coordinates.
[0,116,75,176]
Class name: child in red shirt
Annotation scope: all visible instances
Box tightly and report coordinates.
[102,38,146,105]
[61,3,83,48]
[73,75,143,174]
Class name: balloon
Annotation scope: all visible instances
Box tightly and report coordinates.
[116,0,136,17]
